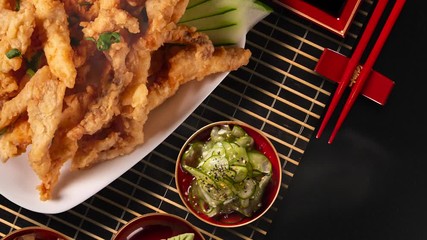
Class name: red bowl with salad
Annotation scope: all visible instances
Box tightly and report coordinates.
[2,226,69,240]
[175,121,282,228]
[112,213,205,240]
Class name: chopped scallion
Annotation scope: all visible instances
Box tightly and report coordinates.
[86,32,121,51]
[15,0,20,11]
[6,48,21,59]
[79,1,92,6]
[96,32,121,51]
[25,51,43,77]
[0,128,7,136]
[26,68,35,77]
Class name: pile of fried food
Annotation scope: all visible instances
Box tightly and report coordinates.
[0,0,251,201]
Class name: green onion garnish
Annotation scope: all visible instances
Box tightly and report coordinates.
[6,48,21,59]
[86,32,121,51]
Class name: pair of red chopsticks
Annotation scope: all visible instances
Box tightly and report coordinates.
[316,0,406,143]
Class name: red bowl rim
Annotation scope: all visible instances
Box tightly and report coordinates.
[175,120,282,228]
[273,0,362,37]
[112,212,205,240]
[2,226,69,240]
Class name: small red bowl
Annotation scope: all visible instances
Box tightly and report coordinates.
[112,213,205,240]
[3,226,69,240]
[175,121,282,228]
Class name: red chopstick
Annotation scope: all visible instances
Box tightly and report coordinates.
[316,0,389,139]
[328,0,406,143]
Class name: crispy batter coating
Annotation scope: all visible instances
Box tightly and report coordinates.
[27,66,66,178]
[62,0,100,22]
[0,0,35,73]
[0,76,33,130]
[0,116,31,162]
[40,88,95,200]
[80,0,140,37]
[0,0,252,200]
[0,72,18,97]
[34,0,77,88]
[147,45,251,112]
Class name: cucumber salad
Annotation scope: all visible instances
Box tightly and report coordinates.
[181,124,272,218]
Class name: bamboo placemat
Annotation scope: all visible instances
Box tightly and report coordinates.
[0,1,375,239]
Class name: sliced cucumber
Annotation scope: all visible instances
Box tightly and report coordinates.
[229,142,249,166]
[240,198,250,208]
[196,179,223,207]
[182,165,215,185]
[180,0,273,45]
[181,9,243,31]
[231,125,246,138]
[240,174,271,216]
[209,125,232,142]
[182,141,204,167]
[235,135,254,149]
[248,150,272,174]
[187,0,208,9]
[180,0,244,22]
[230,165,248,182]
[198,25,244,45]
[236,178,257,199]
[201,155,229,178]
[201,141,225,163]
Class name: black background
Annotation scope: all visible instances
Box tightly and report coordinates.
[268,1,427,239]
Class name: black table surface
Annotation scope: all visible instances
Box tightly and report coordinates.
[268,1,427,240]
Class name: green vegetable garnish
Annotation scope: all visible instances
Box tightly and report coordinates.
[79,1,92,6]
[15,0,20,11]
[26,68,35,77]
[86,32,121,51]
[167,233,195,240]
[25,51,43,77]
[6,48,21,59]
[179,0,272,45]
[79,1,93,10]
[0,128,7,136]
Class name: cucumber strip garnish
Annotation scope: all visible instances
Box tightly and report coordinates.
[180,0,272,45]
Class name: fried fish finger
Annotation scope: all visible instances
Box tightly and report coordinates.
[34,0,76,88]
[27,66,66,181]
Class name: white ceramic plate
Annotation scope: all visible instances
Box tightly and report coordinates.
[0,39,245,214]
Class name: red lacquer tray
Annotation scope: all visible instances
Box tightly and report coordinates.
[273,0,362,37]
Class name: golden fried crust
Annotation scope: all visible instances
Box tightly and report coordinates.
[62,0,100,22]
[67,40,133,140]
[0,0,35,72]
[146,45,251,112]
[80,0,140,38]
[34,0,77,88]
[0,0,9,9]
[72,131,121,170]
[0,77,33,130]
[121,38,151,120]
[39,88,95,200]
[0,117,31,162]
[27,66,66,179]
[168,46,251,82]
[0,72,18,97]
